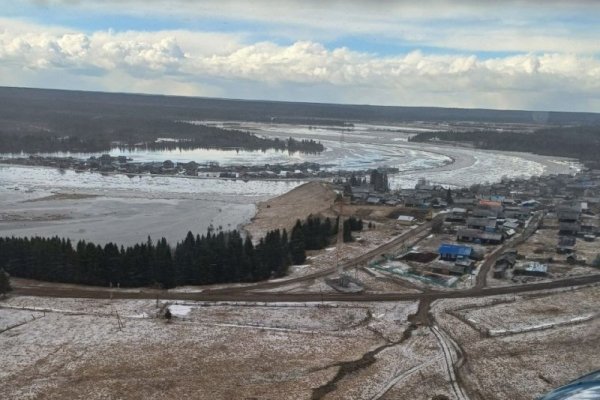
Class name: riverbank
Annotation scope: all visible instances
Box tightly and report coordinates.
[244,181,338,240]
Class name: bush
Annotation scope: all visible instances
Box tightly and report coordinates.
[431,218,443,234]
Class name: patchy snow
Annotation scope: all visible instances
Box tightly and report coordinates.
[431,287,600,400]
[168,286,205,293]
[125,312,150,319]
[487,314,595,336]
[1,295,428,399]
[454,286,600,335]
[291,264,310,269]
[168,304,192,317]
[0,308,45,332]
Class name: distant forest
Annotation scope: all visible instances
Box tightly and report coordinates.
[0,215,362,288]
[4,86,600,164]
[0,87,330,155]
[3,87,600,127]
[0,118,323,155]
[409,126,600,168]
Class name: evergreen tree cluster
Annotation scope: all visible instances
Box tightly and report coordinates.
[286,137,324,154]
[0,228,300,289]
[295,215,336,250]
[0,214,365,289]
[173,229,291,285]
[343,217,364,242]
[0,268,11,297]
[288,214,364,255]
[288,215,336,265]
[369,169,390,192]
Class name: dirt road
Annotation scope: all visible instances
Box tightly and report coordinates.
[13,274,600,303]
[475,210,544,288]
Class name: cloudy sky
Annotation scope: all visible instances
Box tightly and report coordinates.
[1,1,599,111]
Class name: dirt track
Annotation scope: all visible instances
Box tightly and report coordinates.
[13,274,600,303]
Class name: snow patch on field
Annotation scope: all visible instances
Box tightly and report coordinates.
[168,304,192,317]
[454,286,599,335]
[0,295,424,399]
[0,309,45,332]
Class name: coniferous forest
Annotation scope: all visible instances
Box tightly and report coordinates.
[0,215,362,289]
[408,126,600,168]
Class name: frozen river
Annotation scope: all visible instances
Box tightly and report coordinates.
[0,121,579,245]
[0,166,303,246]
[2,121,579,189]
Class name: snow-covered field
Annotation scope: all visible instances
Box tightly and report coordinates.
[1,296,427,400]
[454,286,599,335]
[431,286,600,400]
[2,284,598,399]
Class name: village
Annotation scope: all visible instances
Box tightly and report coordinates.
[332,167,600,291]
[2,152,600,400]
[3,162,599,399]
[0,153,400,181]
[3,152,599,292]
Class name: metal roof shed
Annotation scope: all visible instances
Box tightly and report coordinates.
[438,244,473,260]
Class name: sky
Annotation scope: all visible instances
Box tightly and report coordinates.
[1,0,599,112]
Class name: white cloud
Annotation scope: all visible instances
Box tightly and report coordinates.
[0,17,599,111]
[18,0,600,54]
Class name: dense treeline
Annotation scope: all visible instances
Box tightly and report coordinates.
[0,230,293,289]
[409,126,600,167]
[0,118,323,155]
[286,137,324,154]
[289,215,337,265]
[4,87,600,129]
[289,214,364,257]
[293,215,336,251]
[0,215,363,288]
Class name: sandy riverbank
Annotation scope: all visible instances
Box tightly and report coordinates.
[243,181,338,240]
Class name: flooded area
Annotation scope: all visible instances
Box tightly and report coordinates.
[0,121,579,245]
[0,165,303,245]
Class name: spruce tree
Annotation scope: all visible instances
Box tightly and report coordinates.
[0,268,11,298]
[242,236,256,281]
[343,219,353,242]
[289,221,306,265]
[155,238,175,289]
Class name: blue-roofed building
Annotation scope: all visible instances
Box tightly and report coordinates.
[438,244,473,261]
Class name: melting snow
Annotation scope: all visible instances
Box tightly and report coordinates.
[168,305,192,317]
